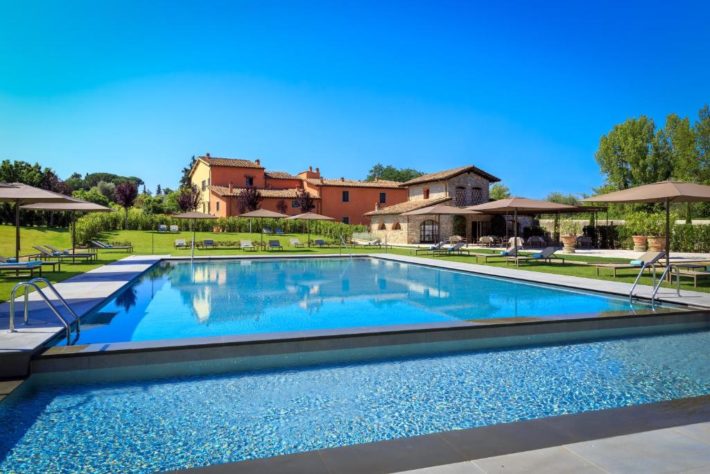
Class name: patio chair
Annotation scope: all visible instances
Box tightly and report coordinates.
[158,224,168,233]
[593,251,665,278]
[415,241,445,255]
[38,245,96,262]
[0,256,44,277]
[91,240,133,252]
[477,236,496,247]
[508,237,524,248]
[267,240,283,251]
[313,239,327,247]
[469,244,520,263]
[202,239,216,249]
[170,225,179,233]
[174,239,187,249]
[507,246,565,265]
[240,240,256,251]
[263,226,273,234]
[275,228,285,235]
[433,241,470,256]
[290,238,304,248]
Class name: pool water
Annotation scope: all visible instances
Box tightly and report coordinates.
[2,329,709,473]
[56,258,664,345]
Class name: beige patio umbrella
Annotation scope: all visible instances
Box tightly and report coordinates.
[240,208,288,246]
[173,211,218,259]
[583,181,710,268]
[468,198,577,266]
[21,197,112,254]
[402,203,480,243]
[0,183,75,261]
[287,212,334,247]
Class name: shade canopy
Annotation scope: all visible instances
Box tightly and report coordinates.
[0,182,74,204]
[467,197,576,214]
[286,212,334,221]
[20,198,111,212]
[401,203,480,216]
[173,211,217,219]
[583,181,710,204]
[239,209,288,218]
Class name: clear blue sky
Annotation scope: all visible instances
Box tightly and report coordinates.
[1,0,708,197]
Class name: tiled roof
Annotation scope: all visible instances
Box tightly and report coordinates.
[210,186,319,199]
[306,178,403,189]
[402,165,500,186]
[198,156,263,169]
[265,171,299,180]
[365,197,451,216]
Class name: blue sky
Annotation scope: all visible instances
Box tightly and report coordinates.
[0,0,708,197]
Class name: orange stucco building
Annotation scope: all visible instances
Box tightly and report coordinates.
[188,154,408,224]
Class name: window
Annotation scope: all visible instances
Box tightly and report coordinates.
[471,187,483,204]
[342,216,350,224]
[292,199,301,208]
[423,188,430,199]
[420,219,439,243]
[392,222,401,230]
[342,190,350,202]
[201,180,207,191]
[379,192,386,204]
[378,222,386,230]
[455,186,466,206]
[216,201,220,212]
[245,176,254,187]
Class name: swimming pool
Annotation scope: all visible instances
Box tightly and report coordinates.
[3,328,709,473]
[55,257,668,346]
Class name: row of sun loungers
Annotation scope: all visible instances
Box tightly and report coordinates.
[174,238,330,250]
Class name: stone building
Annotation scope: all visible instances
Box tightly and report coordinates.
[365,165,500,244]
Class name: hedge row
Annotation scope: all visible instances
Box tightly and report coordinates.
[75,208,366,244]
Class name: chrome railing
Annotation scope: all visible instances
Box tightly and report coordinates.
[8,278,80,345]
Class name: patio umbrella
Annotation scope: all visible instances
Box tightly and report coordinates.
[583,181,710,268]
[20,197,112,254]
[467,198,576,266]
[0,182,75,261]
[173,211,218,259]
[240,209,288,247]
[287,212,334,246]
[402,203,480,243]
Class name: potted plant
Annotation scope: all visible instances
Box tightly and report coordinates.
[646,211,674,252]
[625,212,648,252]
[559,220,581,253]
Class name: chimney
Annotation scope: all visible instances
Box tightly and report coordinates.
[255,159,261,166]
[309,166,313,172]
[228,182,233,193]
[205,152,211,157]
[316,167,320,174]
[340,177,345,182]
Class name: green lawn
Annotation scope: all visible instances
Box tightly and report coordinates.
[1,224,708,303]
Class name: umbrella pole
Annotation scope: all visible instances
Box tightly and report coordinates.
[307,220,311,247]
[15,200,20,261]
[260,218,264,248]
[665,198,670,270]
[514,209,518,267]
[191,220,195,260]
[71,214,76,254]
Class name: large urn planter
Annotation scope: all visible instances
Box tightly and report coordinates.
[561,235,577,253]
[647,236,665,252]
[632,235,648,252]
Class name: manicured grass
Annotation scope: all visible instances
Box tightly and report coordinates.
[1,224,708,303]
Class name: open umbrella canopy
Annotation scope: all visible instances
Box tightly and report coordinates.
[239,209,288,218]
[0,182,76,260]
[401,203,480,216]
[173,211,217,219]
[583,181,710,204]
[286,212,334,221]
[467,197,576,214]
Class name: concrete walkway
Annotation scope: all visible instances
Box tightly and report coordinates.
[399,421,710,473]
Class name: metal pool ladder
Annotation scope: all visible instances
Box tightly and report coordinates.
[8,277,80,345]
[628,262,657,304]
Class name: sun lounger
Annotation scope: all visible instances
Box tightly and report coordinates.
[169,225,179,233]
[433,241,470,256]
[174,239,187,249]
[670,264,710,287]
[470,245,520,263]
[416,241,445,254]
[158,224,168,232]
[91,240,133,252]
[506,247,565,265]
[267,240,283,251]
[202,239,215,249]
[313,239,327,247]
[275,228,285,235]
[0,256,44,277]
[593,251,665,277]
[240,240,256,251]
[290,238,304,248]
[35,245,95,262]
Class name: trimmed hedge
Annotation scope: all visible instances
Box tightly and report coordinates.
[75,208,366,244]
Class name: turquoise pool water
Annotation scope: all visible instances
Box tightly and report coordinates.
[57,257,664,345]
[2,329,709,472]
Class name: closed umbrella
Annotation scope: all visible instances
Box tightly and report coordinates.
[21,197,112,254]
[173,211,218,259]
[240,209,288,247]
[287,212,334,246]
[0,183,75,261]
[468,198,576,266]
[583,181,710,268]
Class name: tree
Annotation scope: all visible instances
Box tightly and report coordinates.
[294,189,316,212]
[276,199,288,214]
[366,163,424,182]
[156,184,162,195]
[489,183,511,201]
[665,114,698,181]
[176,185,201,212]
[695,105,710,182]
[114,181,138,228]
[546,192,579,205]
[236,187,262,214]
[95,181,116,202]
[180,155,197,188]
[73,188,110,206]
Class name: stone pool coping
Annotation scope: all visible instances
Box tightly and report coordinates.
[3,252,710,378]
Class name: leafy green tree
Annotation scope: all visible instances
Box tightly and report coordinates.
[665,114,698,181]
[72,188,110,206]
[489,183,511,201]
[114,182,138,228]
[94,181,116,202]
[366,163,423,182]
[546,192,579,205]
[695,105,710,182]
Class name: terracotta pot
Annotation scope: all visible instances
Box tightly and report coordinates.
[212,226,223,233]
[647,236,665,252]
[632,235,647,252]
[561,235,577,253]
